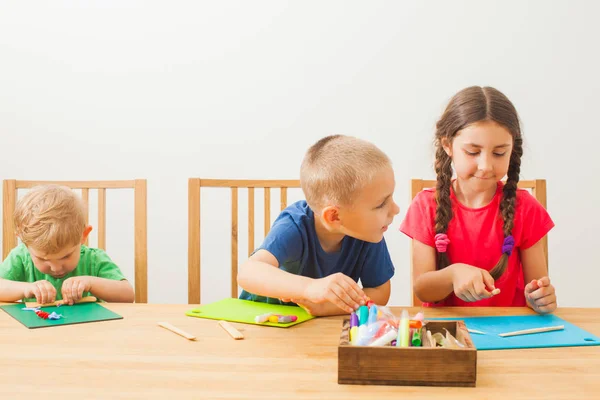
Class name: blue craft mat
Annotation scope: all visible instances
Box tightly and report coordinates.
[432,315,600,350]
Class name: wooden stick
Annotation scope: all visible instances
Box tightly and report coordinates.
[25,296,97,308]
[498,325,564,337]
[158,322,196,341]
[467,328,486,335]
[218,320,244,340]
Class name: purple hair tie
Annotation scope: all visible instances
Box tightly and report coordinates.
[434,233,450,253]
[502,235,515,256]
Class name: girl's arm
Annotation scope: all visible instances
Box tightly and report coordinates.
[412,239,455,302]
[412,239,496,303]
[521,239,557,313]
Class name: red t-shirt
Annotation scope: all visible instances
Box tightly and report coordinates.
[400,181,554,307]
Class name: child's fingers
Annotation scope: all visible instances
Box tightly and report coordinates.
[62,281,73,305]
[330,284,358,312]
[481,270,496,291]
[528,285,555,302]
[537,276,551,287]
[524,279,539,294]
[473,279,492,300]
[533,293,556,307]
[339,276,366,306]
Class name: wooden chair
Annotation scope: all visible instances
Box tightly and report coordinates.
[410,179,548,306]
[2,179,148,303]
[188,179,301,304]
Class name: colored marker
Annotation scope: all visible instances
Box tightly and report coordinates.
[358,305,369,326]
[367,305,378,326]
[349,312,359,345]
[396,310,409,347]
[412,328,422,347]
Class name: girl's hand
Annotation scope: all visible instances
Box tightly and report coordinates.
[451,264,497,302]
[24,280,57,305]
[525,277,557,314]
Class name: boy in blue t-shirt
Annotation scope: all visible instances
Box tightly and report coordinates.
[238,134,400,316]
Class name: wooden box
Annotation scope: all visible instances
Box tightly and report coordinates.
[338,320,477,387]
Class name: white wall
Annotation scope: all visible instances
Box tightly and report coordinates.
[1,1,598,306]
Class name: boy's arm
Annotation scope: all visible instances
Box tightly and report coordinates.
[61,276,134,304]
[238,250,313,300]
[87,277,134,303]
[363,280,391,305]
[0,279,32,302]
[0,247,31,302]
[294,281,390,317]
[238,250,366,313]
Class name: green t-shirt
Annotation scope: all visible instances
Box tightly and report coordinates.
[0,244,126,301]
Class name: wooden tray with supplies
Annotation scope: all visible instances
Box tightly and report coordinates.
[338,320,477,387]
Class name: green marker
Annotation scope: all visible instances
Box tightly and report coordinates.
[412,327,422,347]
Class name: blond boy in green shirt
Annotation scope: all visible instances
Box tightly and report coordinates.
[0,185,134,304]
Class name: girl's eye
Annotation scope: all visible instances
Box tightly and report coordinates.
[465,151,479,156]
[493,152,507,157]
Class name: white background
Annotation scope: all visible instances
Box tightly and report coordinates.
[1,1,598,306]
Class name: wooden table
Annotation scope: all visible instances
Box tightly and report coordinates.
[1,305,598,399]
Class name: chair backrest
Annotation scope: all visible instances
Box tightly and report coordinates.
[188,179,301,304]
[2,179,148,303]
[409,179,548,306]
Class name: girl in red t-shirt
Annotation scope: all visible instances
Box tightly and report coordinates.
[400,86,556,314]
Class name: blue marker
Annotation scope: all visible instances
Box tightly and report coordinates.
[358,305,369,326]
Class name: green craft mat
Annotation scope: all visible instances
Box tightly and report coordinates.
[1,302,123,329]
[186,298,315,328]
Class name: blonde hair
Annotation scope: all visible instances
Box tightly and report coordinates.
[300,135,391,210]
[14,185,87,254]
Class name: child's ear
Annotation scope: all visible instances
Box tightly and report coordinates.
[441,138,453,157]
[320,206,341,227]
[80,225,93,244]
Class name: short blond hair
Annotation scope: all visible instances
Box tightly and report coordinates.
[14,185,87,254]
[300,135,391,210]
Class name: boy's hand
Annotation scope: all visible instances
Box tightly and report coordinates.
[61,276,92,305]
[451,264,497,302]
[302,273,367,313]
[525,277,557,314]
[24,280,57,305]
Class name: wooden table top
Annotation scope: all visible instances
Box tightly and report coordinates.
[1,304,598,399]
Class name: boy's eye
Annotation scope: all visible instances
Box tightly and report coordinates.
[375,200,387,209]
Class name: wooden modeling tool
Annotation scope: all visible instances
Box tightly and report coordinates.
[158,322,196,341]
[498,325,565,338]
[218,320,244,340]
[25,296,97,308]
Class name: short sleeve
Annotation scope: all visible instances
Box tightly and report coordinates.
[0,245,27,281]
[94,249,127,281]
[516,190,555,249]
[399,190,436,247]
[257,215,303,266]
[359,238,395,288]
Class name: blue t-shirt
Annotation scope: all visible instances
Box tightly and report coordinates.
[239,200,395,304]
